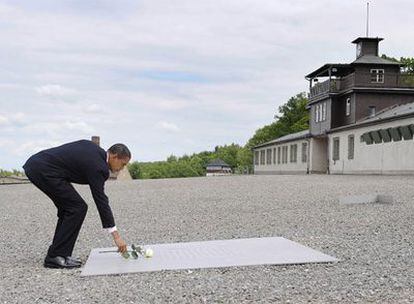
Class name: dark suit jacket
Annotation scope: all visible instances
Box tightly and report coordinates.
[23,140,115,228]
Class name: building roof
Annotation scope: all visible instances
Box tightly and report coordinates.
[306,37,401,79]
[330,101,414,133]
[358,102,414,124]
[306,56,400,79]
[252,130,311,149]
[351,55,401,66]
[351,37,384,44]
[305,64,353,79]
[206,159,231,167]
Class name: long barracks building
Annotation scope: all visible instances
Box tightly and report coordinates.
[253,36,414,175]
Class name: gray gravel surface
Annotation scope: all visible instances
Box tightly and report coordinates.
[0,175,413,303]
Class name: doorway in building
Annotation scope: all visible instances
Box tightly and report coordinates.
[311,136,329,173]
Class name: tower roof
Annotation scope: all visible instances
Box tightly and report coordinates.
[305,36,401,79]
[351,37,384,44]
[351,55,401,65]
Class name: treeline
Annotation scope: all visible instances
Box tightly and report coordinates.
[246,92,309,149]
[381,55,414,74]
[128,92,309,179]
[0,169,24,178]
[128,144,253,179]
[381,55,414,86]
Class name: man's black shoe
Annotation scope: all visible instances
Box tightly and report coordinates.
[44,255,82,269]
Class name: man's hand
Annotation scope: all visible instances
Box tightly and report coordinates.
[111,230,127,253]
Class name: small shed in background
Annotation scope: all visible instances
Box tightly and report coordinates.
[205,159,232,176]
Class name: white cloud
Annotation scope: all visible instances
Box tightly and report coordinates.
[35,84,78,103]
[0,138,14,148]
[36,84,75,96]
[83,103,102,114]
[0,115,9,125]
[14,140,62,157]
[0,112,26,126]
[22,120,94,137]
[156,121,180,132]
[155,99,191,111]
[63,121,94,133]
[10,112,26,125]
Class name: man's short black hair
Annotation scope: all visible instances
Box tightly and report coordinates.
[108,143,131,159]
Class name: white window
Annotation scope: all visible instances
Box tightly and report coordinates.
[319,104,323,122]
[315,105,319,122]
[370,69,384,83]
[322,102,326,121]
[346,98,351,116]
[368,106,376,117]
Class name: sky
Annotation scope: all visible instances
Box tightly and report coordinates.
[0,0,413,170]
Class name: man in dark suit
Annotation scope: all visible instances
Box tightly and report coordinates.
[23,140,131,269]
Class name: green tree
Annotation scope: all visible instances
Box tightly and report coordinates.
[147,168,163,179]
[398,57,414,86]
[247,92,309,149]
[246,122,279,149]
[275,92,309,134]
[0,169,24,177]
[216,144,240,169]
[381,55,414,74]
[179,154,190,161]
[166,155,178,162]
[236,147,253,174]
[400,57,414,74]
[128,162,142,179]
[189,156,205,175]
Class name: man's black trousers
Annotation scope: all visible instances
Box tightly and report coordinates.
[24,162,88,258]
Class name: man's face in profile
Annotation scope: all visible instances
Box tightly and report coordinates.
[108,154,130,173]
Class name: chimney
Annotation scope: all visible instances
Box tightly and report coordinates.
[91,136,100,146]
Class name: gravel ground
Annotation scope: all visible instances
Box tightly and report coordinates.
[0,174,413,303]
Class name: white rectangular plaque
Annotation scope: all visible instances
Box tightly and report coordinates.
[81,237,338,277]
